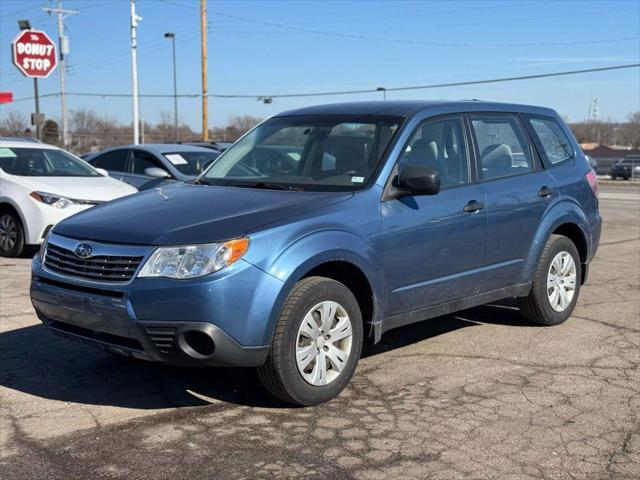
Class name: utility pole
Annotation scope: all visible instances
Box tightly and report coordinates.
[164,32,178,142]
[130,0,141,145]
[200,0,208,141]
[43,0,77,148]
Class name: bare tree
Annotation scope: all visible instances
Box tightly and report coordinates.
[0,110,29,136]
[617,111,640,149]
[211,115,262,142]
[155,111,175,143]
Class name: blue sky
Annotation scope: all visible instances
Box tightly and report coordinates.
[1,0,639,132]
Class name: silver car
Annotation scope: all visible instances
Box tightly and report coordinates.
[86,144,220,190]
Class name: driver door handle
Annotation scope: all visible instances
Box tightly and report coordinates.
[538,186,554,198]
[463,200,484,213]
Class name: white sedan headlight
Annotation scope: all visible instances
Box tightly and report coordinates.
[30,191,76,208]
[138,239,249,279]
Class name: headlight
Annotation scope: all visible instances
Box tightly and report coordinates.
[138,238,250,279]
[30,191,76,208]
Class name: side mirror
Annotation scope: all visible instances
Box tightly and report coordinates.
[396,166,440,196]
[144,167,171,179]
[95,168,109,177]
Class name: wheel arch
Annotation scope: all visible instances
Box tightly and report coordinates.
[524,201,591,286]
[261,241,384,347]
[301,260,377,343]
[0,200,28,237]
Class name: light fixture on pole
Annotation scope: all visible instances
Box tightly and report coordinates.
[164,32,178,142]
[376,87,387,100]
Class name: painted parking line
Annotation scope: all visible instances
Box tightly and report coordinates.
[599,192,640,202]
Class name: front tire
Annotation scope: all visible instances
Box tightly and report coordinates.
[518,235,581,326]
[258,276,363,406]
[0,209,25,258]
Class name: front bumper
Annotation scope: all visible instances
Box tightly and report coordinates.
[24,202,92,245]
[30,251,283,367]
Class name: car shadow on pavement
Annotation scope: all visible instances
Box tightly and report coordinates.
[0,300,535,410]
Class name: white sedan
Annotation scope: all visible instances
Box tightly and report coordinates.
[0,139,137,257]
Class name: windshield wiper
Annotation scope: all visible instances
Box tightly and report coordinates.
[192,177,215,185]
[235,182,294,191]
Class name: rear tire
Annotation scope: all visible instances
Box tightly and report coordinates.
[518,235,581,326]
[0,208,25,258]
[258,276,363,406]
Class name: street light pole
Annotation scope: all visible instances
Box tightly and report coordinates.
[130,0,141,145]
[164,32,178,142]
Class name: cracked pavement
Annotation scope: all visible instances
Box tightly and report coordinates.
[1,184,638,479]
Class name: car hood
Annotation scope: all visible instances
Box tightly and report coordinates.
[16,175,137,201]
[54,183,353,245]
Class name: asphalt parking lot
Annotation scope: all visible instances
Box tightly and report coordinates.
[1,183,638,480]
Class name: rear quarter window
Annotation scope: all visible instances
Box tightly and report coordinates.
[528,118,574,165]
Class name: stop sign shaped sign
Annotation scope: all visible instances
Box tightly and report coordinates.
[11,30,57,78]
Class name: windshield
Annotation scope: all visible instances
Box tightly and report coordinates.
[0,146,100,177]
[163,151,220,176]
[201,115,402,191]
[620,158,640,165]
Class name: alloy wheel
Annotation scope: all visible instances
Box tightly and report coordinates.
[0,214,17,252]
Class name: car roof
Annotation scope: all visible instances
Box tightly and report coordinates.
[94,143,216,156]
[0,139,59,150]
[275,100,558,119]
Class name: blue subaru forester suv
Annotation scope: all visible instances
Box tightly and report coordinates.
[31,101,601,405]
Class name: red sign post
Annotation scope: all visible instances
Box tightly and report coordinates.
[11,30,57,78]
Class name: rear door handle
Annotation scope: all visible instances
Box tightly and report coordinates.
[463,200,484,213]
[538,186,554,198]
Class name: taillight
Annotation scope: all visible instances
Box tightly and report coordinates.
[585,170,599,198]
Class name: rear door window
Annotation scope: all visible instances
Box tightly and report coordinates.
[470,114,533,181]
[528,117,574,165]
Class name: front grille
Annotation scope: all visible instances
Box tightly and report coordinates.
[145,327,177,354]
[45,243,143,282]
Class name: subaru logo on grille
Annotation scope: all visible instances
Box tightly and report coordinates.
[74,243,93,259]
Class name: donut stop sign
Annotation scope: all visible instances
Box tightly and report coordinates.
[11,30,57,78]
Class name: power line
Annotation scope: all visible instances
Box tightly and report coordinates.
[10,63,640,102]
[157,0,638,48]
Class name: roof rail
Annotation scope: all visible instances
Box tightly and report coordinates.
[0,136,43,144]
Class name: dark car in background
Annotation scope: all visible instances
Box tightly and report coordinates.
[610,155,640,180]
[86,144,220,190]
